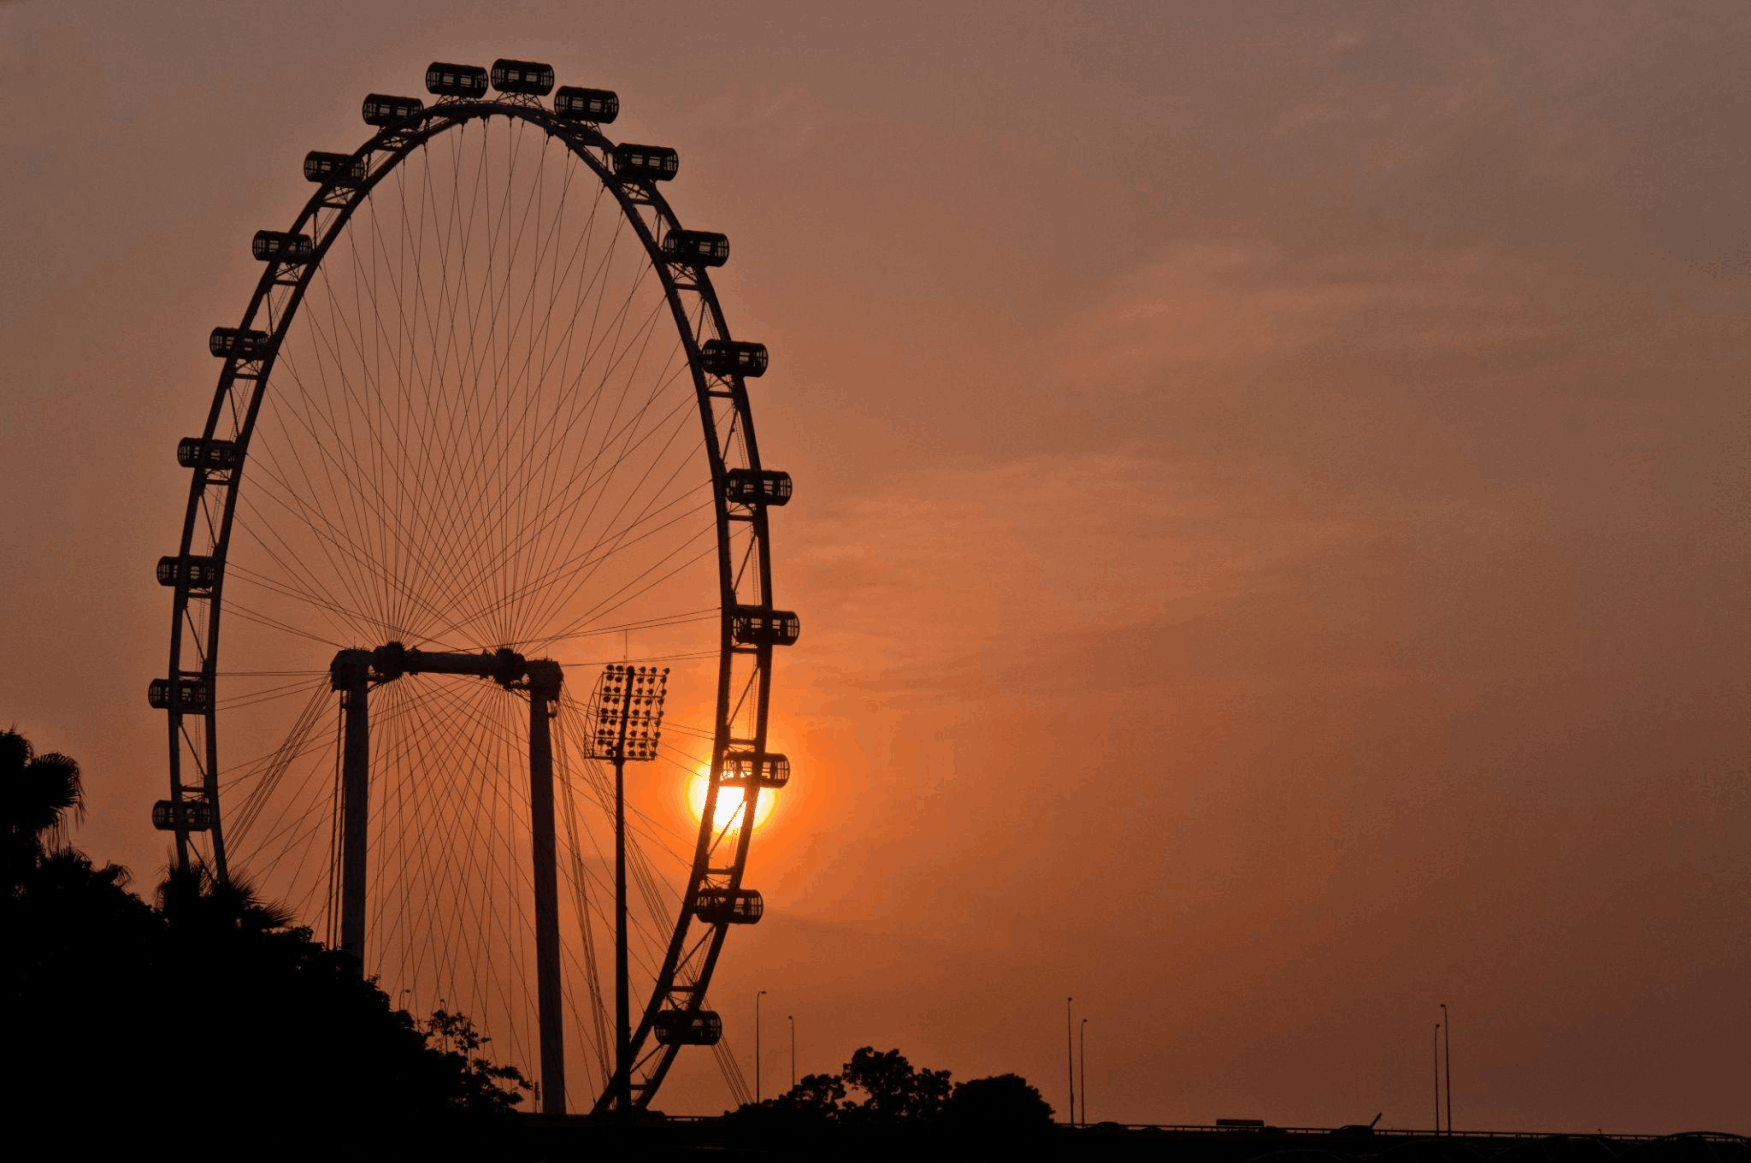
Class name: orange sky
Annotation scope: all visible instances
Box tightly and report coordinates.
[2,0,1747,1132]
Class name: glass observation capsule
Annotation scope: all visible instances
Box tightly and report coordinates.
[155,555,221,590]
[719,751,790,790]
[176,437,240,470]
[731,607,800,647]
[700,339,768,378]
[252,230,313,264]
[612,143,679,182]
[490,58,554,96]
[362,93,424,126]
[425,61,488,98]
[723,469,792,506]
[553,85,618,123]
[147,677,212,713]
[653,1009,723,1046]
[209,328,273,359]
[304,151,368,186]
[152,799,215,831]
[662,229,730,268]
[694,888,763,925]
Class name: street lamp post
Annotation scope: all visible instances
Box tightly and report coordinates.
[1066,996,1075,1127]
[788,1014,796,1089]
[1080,1017,1088,1126]
[756,990,768,1103]
[1433,1023,1441,1135]
[1441,1003,1452,1136]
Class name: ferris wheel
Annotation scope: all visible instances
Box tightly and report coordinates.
[149,58,798,1114]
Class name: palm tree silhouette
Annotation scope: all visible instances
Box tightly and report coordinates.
[3,727,87,893]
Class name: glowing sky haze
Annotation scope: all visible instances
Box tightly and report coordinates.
[2,0,1746,1131]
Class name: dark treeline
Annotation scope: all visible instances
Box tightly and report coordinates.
[724,1044,1056,1155]
[2,729,528,1146]
[6,726,1063,1155]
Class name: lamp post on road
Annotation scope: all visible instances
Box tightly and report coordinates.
[1080,1017,1088,1126]
[1440,1003,1452,1136]
[788,1014,796,1089]
[1432,1023,1442,1135]
[1066,996,1075,1127]
[755,990,768,1103]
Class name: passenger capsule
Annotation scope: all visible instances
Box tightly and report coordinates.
[719,751,790,790]
[653,1009,723,1046]
[152,799,215,832]
[362,93,425,127]
[724,469,792,506]
[700,339,768,378]
[732,608,800,647]
[491,58,554,96]
[252,230,313,264]
[694,888,763,925]
[662,229,730,268]
[425,61,489,98]
[177,437,241,470]
[553,86,618,123]
[304,151,368,186]
[156,555,222,591]
[210,328,273,359]
[148,677,212,713]
[612,143,679,182]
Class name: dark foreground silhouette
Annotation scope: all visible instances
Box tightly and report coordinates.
[721,1044,1055,1154]
[3,728,528,1149]
[8,729,1745,1160]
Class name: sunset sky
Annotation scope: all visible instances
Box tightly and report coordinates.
[2,0,1746,1132]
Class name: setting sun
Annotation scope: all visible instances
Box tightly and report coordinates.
[687,765,778,833]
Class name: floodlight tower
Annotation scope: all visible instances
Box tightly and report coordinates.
[585,664,669,1116]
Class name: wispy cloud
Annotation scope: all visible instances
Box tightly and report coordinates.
[787,444,1379,709]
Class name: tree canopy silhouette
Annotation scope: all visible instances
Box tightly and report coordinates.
[728,1042,1054,1152]
[2,727,529,1146]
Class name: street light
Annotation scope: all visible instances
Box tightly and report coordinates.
[1440,1003,1452,1136]
[1080,1017,1088,1126]
[755,989,768,1103]
[1432,1023,1441,1135]
[788,1014,796,1089]
[1066,996,1075,1127]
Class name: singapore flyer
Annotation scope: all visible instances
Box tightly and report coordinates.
[150,57,797,1114]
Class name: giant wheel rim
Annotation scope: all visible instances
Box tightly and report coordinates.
[153,71,792,1111]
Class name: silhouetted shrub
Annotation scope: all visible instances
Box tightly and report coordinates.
[945,1072,1055,1133]
[726,1043,1054,1155]
[2,728,528,1148]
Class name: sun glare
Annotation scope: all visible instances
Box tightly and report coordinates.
[687,765,778,833]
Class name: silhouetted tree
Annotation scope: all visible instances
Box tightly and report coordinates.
[2,727,529,1147]
[729,1043,1052,1154]
[147,862,531,1132]
[785,1070,850,1117]
[842,1046,953,1122]
[157,860,293,937]
[2,726,87,890]
[422,1007,534,1114]
[4,729,157,1096]
[945,1072,1055,1132]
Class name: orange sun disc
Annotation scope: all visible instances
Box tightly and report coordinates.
[687,766,777,832]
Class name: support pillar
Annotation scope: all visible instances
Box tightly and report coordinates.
[333,651,371,970]
[527,662,566,1114]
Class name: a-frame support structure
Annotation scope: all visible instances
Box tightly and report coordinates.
[330,643,566,1114]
